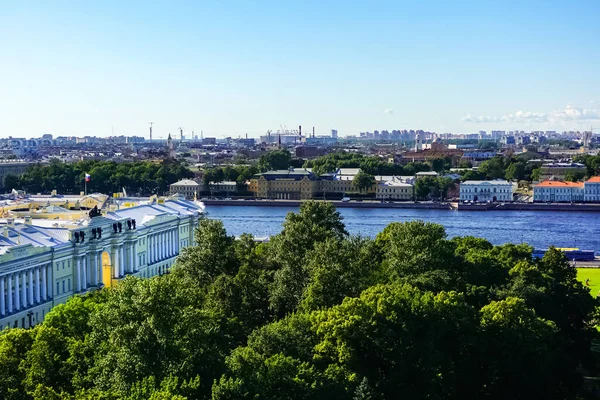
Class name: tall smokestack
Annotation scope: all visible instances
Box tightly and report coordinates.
[312,127,315,138]
[299,125,302,138]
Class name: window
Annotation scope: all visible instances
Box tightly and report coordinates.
[67,279,71,290]
[57,282,60,294]
[62,261,65,270]
[62,281,65,292]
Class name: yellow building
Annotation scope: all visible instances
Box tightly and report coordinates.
[0,197,204,329]
[249,169,319,200]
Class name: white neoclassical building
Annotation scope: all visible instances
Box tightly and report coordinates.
[459,180,514,202]
[0,198,204,330]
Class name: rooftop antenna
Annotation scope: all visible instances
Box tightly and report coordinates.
[149,122,154,141]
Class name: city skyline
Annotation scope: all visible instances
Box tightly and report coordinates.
[1,1,599,138]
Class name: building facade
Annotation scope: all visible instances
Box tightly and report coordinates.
[376,181,413,200]
[534,177,600,203]
[0,198,203,329]
[459,180,514,202]
[584,177,600,202]
[249,169,319,199]
[170,179,202,199]
[539,162,586,180]
[533,181,584,202]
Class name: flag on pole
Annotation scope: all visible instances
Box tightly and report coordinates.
[85,173,91,182]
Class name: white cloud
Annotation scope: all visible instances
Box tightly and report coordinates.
[460,114,500,123]
[384,108,394,114]
[461,105,600,125]
[502,111,548,123]
[549,105,600,121]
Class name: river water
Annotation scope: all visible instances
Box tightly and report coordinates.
[206,205,600,252]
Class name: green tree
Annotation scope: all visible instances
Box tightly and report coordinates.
[3,174,20,191]
[257,150,292,172]
[268,201,348,315]
[352,171,376,193]
[0,329,33,400]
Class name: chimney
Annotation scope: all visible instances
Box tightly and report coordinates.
[24,216,31,225]
[6,218,14,227]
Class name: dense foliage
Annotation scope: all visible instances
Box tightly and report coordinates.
[574,155,600,178]
[202,165,259,186]
[460,155,541,182]
[303,152,430,176]
[1,202,598,399]
[3,159,194,195]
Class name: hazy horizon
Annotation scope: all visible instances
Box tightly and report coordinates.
[1,0,599,139]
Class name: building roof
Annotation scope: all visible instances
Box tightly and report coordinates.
[258,169,316,181]
[416,171,439,176]
[586,177,600,183]
[534,180,584,188]
[170,179,200,187]
[461,180,512,186]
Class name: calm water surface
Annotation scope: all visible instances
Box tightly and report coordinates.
[207,205,600,251]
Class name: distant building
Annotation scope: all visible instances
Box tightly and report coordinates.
[534,177,600,203]
[169,179,202,199]
[0,161,36,190]
[295,146,324,158]
[0,198,203,329]
[331,129,338,138]
[460,180,514,202]
[376,180,413,200]
[539,162,586,180]
[249,169,319,200]
[415,171,439,180]
[209,181,237,194]
[584,177,600,202]
[533,180,584,202]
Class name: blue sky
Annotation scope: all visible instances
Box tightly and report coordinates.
[1,0,599,138]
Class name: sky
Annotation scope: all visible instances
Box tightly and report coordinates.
[1,0,599,139]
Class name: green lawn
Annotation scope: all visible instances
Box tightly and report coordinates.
[576,268,600,298]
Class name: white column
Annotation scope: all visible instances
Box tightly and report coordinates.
[41,265,47,301]
[0,276,5,316]
[119,246,125,276]
[113,248,120,278]
[28,269,34,305]
[90,255,96,287]
[47,264,53,299]
[132,242,138,271]
[7,274,12,314]
[76,257,82,291]
[169,230,173,257]
[156,234,161,261]
[160,232,164,260]
[96,252,102,285]
[35,267,40,303]
[14,273,20,311]
[149,235,153,264]
[21,271,26,308]
[129,244,134,273]
[82,257,87,291]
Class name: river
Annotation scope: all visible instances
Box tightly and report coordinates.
[206,205,600,252]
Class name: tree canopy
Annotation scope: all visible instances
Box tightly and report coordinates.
[6,159,194,195]
[0,202,598,399]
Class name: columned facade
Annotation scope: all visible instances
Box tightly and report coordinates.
[0,198,203,329]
